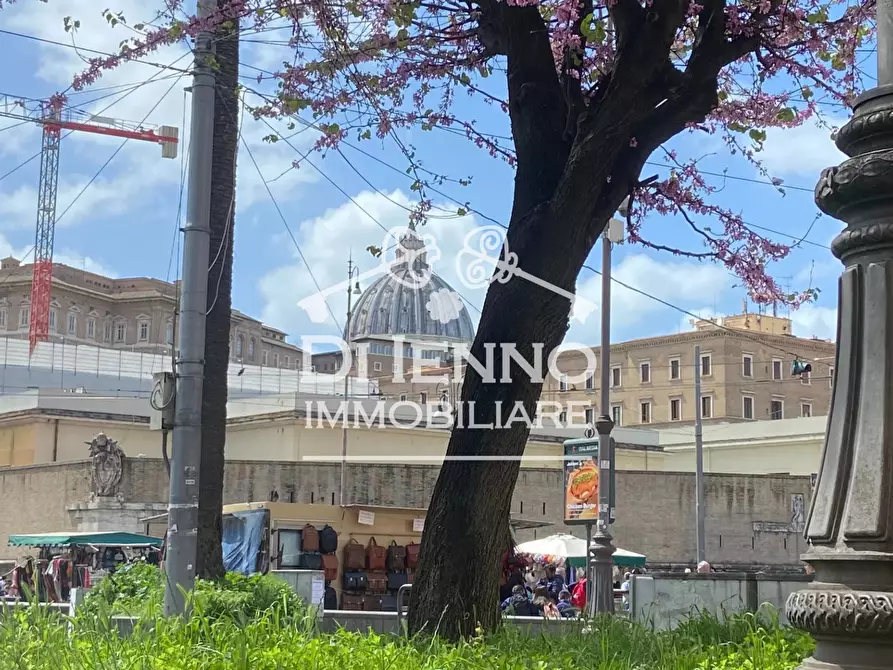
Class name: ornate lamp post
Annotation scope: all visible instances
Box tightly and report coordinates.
[784,9,893,669]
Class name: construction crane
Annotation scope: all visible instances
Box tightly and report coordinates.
[0,92,179,354]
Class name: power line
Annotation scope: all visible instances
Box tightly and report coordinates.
[53,74,186,226]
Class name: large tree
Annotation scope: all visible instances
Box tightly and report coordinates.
[196,0,241,580]
[52,0,871,638]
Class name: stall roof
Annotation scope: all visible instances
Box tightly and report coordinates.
[8,531,163,548]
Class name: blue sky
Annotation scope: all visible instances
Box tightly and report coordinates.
[0,0,859,353]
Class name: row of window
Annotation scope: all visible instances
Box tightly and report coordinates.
[0,307,171,344]
[233,334,300,368]
[558,355,833,391]
[557,395,815,426]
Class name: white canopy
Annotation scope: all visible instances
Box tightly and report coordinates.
[516,533,645,565]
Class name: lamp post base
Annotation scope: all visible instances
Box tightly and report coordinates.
[784,83,893,670]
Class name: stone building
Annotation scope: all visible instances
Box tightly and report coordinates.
[0,257,302,368]
[376,312,837,427]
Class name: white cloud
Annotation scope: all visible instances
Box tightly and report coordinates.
[0,233,115,276]
[569,254,732,344]
[258,189,485,342]
[759,117,847,178]
[791,305,837,340]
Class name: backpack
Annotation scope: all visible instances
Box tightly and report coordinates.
[406,542,421,569]
[319,525,338,554]
[321,553,338,582]
[344,538,366,570]
[301,524,320,552]
[366,537,387,571]
[386,541,406,571]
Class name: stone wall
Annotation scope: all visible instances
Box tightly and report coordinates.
[0,459,811,565]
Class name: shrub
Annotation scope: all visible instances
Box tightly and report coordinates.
[78,565,304,624]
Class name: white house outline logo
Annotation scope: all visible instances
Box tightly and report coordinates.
[296,224,596,325]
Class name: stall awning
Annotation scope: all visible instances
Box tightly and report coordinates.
[8,531,163,548]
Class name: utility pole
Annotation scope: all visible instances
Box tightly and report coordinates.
[588,212,625,616]
[694,345,706,564]
[163,0,216,617]
[339,258,361,506]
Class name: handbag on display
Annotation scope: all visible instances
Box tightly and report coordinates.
[302,524,320,552]
[386,541,406,571]
[342,593,364,610]
[366,537,387,571]
[319,525,338,554]
[387,571,408,591]
[367,571,387,593]
[342,571,368,591]
[299,552,323,571]
[321,553,339,582]
[406,542,421,569]
[344,538,366,570]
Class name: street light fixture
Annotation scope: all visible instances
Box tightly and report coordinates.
[588,205,625,618]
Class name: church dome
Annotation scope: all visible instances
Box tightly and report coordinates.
[346,232,475,343]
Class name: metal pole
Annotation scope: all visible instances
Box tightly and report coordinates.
[339,259,355,506]
[588,233,616,616]
[163,0,216,618]
[694,345,705,564]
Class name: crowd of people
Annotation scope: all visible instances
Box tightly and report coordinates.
[499,557,650,617]
[499,564,577,617]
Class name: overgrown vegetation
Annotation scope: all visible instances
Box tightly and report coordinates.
[0,595,812,670]
[76,562,304,623]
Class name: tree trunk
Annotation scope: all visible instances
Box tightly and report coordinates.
[407,205,601,638]
[195,9,239,580]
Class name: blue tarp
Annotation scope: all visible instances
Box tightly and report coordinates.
[222,509,267,575]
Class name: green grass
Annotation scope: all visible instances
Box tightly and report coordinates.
[0,566,813,669]
[0,601,813,670]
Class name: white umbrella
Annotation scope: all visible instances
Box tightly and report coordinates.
[516,533,645,566]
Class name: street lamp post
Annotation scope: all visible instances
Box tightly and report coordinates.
[784,9,893,669]
[339,258,361,506]
[588,210,626,617]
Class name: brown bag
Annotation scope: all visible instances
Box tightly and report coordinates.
[363,594,382,611]
[344,538,365,570]
[366,571,387,593]
[321,553,338,582]
[342,593,364,611]
[386,541,406,571]
[302,524,320,552]
[367,537,387,571]
[406,542,421,569]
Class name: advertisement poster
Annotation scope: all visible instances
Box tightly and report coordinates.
[564,439,600,524]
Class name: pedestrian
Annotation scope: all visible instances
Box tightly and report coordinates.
[501,584,534,616]
[532,585,559,618]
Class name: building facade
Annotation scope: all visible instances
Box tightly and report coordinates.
[0,257,302,368]
[376,313,837,427]
[542,314,836,427]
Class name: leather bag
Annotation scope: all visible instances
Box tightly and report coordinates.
[386,541,406,571]
[366,537,387,571]
[344,538,365,570]
[301,524,320,552]
[406,542,421,569]
[321,553,338,582]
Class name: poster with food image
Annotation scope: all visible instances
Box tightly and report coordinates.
[563,440,600,524]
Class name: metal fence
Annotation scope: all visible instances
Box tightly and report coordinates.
[0,338,375,398]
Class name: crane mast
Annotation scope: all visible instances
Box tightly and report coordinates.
[0,93,179,354]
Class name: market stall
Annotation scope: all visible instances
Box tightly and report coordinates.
[516,533,646,581]
[6,531,162,602]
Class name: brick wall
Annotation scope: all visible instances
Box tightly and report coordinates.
[0,459,810,565]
